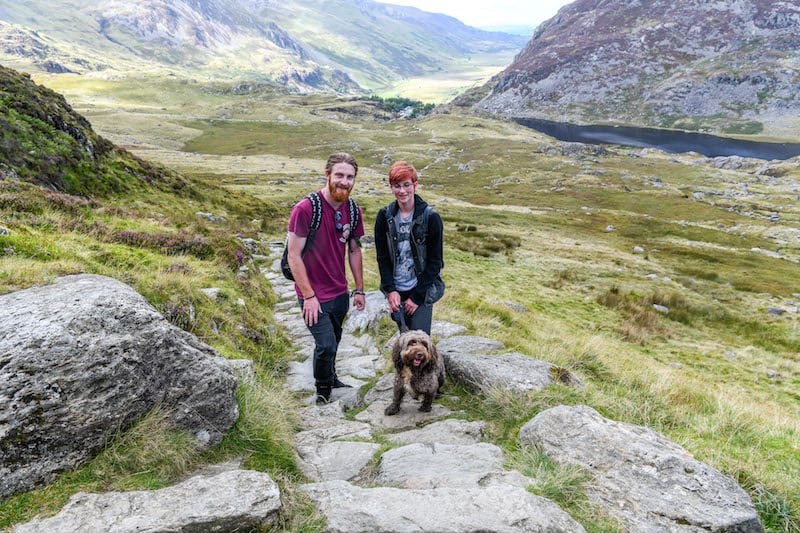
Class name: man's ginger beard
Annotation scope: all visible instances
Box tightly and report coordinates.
[328,180,351,203]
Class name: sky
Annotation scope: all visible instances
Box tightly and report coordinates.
[380,0,574,29]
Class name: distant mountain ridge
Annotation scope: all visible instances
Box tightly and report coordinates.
[471,0,800,138]
[0,0,526,93]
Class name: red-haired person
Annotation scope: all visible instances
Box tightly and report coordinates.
[375,161,445,334]
[286,153,366,404]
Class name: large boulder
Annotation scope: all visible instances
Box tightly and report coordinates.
[519,405,763,532]
[0,274,239,500]
[444,351,583,395]
[13,462,281,532]
[301,480,586,532]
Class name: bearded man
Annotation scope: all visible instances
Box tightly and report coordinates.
[286,152,366,404]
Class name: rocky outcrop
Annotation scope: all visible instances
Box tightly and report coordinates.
[438,336,582,394]
[301,481,586,533]
[475,0,800,137]
[0,274,239,501]
[519,405,763,532]
[13,461,281,532]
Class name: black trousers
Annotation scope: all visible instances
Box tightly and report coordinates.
[301,292,349,388]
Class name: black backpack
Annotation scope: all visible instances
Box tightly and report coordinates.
[281,192,359,281]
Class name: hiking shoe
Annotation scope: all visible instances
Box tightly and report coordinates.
[315,386,332,405]
[333,377,352,388]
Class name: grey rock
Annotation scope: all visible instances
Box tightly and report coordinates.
[499,300,529,312]
[386,419,487,446]
[297,401,348,429]
[297,441,381,482]
[362,372,396,404]
[519,405,762,533]
[227,358,255,382]
[431,320,468,339]
[437,335,505,355]
[274,300,296,311]
[305,388,361,409]
[343,290,389,333]
[199,287,222,300]
[355,399,452,430]
[336,356,380,379]
[286,353,372,394]
[286,358,315,392]
[444,352,583,395]
[0,274,238,500]
[195,211,227,222]
[295,420,373,448]
[301,480,586,532]
[14,463,281,533]
[375,442,527,489]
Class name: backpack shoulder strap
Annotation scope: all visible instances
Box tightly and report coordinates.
[347,198,359,242]
[308,192,322,231]
[302,192,322,253]
[415,205,432,231]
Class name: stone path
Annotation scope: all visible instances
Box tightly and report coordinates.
[263,246,587,532]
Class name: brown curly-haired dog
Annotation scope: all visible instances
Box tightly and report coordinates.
[384,330,445,415]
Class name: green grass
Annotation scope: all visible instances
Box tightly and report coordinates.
[3,75,799,531]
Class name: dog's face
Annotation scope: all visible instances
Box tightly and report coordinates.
[398,331,433,368]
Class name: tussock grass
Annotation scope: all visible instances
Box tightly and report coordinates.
[506,447,623,532]
[90,408,203,488]
[210,379,299,475]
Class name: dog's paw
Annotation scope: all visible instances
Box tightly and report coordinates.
[418,403,432,413]
[384,404,400,416]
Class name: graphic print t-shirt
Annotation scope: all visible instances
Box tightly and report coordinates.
[393,212,417,291]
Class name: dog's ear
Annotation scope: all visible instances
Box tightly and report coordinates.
[391,336,404,368]
[425,335,435,356]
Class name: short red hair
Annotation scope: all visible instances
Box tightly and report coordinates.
[388,161,418,186]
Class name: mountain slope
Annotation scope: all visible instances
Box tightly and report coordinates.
[0,64,182,195]
[471,0,800,138]
[0,0,526,93]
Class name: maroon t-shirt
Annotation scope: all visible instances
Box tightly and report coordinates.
[288,191,364,302]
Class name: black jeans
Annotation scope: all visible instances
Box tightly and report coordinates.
[391,290,433,334]
[301,292,349,388]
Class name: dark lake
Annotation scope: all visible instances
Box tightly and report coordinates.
[514,118,800,161]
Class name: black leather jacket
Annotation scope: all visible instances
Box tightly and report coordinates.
[375,195,444,306]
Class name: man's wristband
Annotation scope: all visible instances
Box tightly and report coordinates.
[351,288,365,296]
[304,293,316,300]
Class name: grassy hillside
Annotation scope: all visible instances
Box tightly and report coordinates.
[2,71,798,531]
[0,67,316,529]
